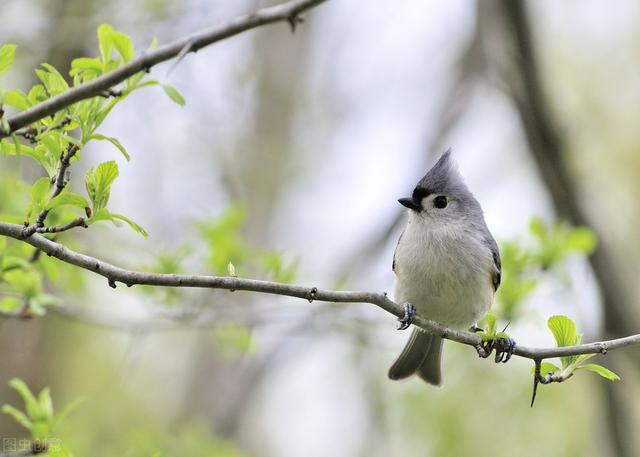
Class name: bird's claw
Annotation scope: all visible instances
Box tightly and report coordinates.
[397,302,415,330]
[477,337,516,363]
[493,337,516,363]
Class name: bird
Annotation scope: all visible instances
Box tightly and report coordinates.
[388,150,504,386]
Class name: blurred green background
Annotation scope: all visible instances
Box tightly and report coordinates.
[2,0,640,456]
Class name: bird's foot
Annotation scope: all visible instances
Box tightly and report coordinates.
[476,337,516,363]
[396,302,415,330]
[493,337,516,363]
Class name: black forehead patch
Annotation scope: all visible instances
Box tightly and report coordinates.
[412,187,431,201]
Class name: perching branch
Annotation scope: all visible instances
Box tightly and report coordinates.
[0,0,328,139]
[1,220,639,362]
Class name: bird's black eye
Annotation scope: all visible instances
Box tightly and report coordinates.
[434,195,448,209]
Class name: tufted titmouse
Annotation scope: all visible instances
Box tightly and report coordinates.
[388,150,503,386]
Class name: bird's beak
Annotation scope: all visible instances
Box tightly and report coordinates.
[398,197,422,211]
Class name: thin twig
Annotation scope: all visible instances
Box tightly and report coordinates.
[15,116,72,143]
[0,0,328,139]
[0,220,638,361]
[22,144,80,237]
[35,217,87,234]
[531,359,541,407]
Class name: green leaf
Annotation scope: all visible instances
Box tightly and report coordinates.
[32,145,59,178]
[124,77,159,95]
[48,192,90,210]
[87,207,111,223]
[8,378,41,420]
[69,57,102,78]
[110,30,134,62]
[91,97,118,131]
[0,43,17,75]
[148,36,158,51]
[482,313,497,334]
[575,353,596,365]
[85,160,118,210]
[0,297,22,313]
[260,251,297,283]
[565,227,597,254]
[2,404,32,430]
[476,313,497,341]
[61,134,82,147]
[541,361,559,376]
[40,131,67,165]
[578,363,620,381]
[529,216,548,240]
[31,293,61,315]
[4,270,42,299]
[110,213,148,237]
[197,205,248,274]
[134,80,160,89]
[162,84,186,106]
[97,24,115,65]
[89,133,130,160]
[547,315,579,348]
[30,177,51,214]
[51,396,86,431]
[4,89,30,110]
[38,387,54,421]
[35,63,69,96]
[27,84,48,105]
[0,138,34,158]
[530,361,560,376]
[11,134,22,156]
[2,255,30,272]
[548,315,584,369]
[87,209,148,237]
[41,63,69,91]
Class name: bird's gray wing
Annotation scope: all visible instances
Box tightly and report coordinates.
[392,230,404,273]
[483,231,501,291]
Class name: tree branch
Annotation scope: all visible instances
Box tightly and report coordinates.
[0,220,639,361]
[0,0,328,139]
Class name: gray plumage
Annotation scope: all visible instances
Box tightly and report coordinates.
[389,150,500,385]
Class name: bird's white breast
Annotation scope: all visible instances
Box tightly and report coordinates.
[393,217,495,329]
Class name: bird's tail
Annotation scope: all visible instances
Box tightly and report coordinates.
[388,328,443,386]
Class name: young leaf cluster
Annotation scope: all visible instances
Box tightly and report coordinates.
[0,24,189,314]
[0,236,61,316]
[477,312,510,342]
[495,217,597,321]
[196,205,298,283]
[2,378,83,450]
[137,206,298,309]
[540,315,620,382]
[0,24,186,237]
